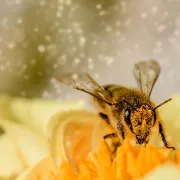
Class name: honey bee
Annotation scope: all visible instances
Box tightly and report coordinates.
[56,60,175,150]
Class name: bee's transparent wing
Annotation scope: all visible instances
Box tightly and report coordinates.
[55,73,115,105]
[133,60,160,97]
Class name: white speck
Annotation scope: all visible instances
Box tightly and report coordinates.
[99,10,107,16]
[8,42,15,49]
[151,6,158,14]
[40,0,46,6]
[157,24,166,32]
[67,29,72,34]
[15,0,21,4]
[72,73,78,80]
[0,65,5,71]
[45,35,51,42]
[34,28,39,32]
[94,73,99,79]
[58,5,64,11]
[24,75,29,80]
[106,26,112,32]
[96,4,102,9]
[141,12,147,19]
[116,31,121,36]
[65,0,71,5]
[164,12,168,17]
[50,78,57,85]
[116,21,121,27]
[174,30,179,36]
[121,1,126,7]
[58,0,64,3]
[92,40,97,45]
[38,45,46,53]
[53,64,58,69]
[105,56,114,66]
[56,12,62,18]
[88,58,93,63]
[16,18,23,24]
[30,59,36,65]
[88,64,94,70]
[155,41,162,47]
[73,58,80,65]
[42,91,50,98]
[79,36,86,47]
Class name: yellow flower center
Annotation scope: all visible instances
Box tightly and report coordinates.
[48,139,180,180]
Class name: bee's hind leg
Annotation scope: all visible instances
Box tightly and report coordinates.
[158,122,175,150]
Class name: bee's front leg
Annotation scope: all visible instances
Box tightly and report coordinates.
[158,122,175,150]
[103,133,120,158]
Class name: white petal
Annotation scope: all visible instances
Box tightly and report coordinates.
[138,163,180,180]
[10,97,84,135]
[0,134,23,179]
[0,119,49,167]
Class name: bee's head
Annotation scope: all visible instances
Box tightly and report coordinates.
[124,105,156,144]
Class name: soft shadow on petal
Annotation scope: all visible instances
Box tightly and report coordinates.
[47,110,101,173]
[0,134,23,179]
[10,97,84,135]
[25,157,56,180]
[138,163,180,180]
[0,119,49,168]
[151,94,180,149]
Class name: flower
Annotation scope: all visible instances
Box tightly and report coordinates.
[23,94,180,180]
[0,95,84,179]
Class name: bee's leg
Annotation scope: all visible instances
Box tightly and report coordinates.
[117,121,125,140]
[158,122,175,150]
[99,112,110,125]
[103,132,118,140]
[103,133,119,156]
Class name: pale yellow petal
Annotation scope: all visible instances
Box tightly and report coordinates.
[138,163,180,180]
[0,119,49,167]
[10,97,84,135]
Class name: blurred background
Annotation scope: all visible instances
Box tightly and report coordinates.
[0,0,180,105]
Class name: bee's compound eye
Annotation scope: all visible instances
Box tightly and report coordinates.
[125,109,131,120]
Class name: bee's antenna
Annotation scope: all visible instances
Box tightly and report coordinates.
[153,98,172,111]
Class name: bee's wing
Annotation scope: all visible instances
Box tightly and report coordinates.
[133,60,160,97]
[55,73,115,105]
